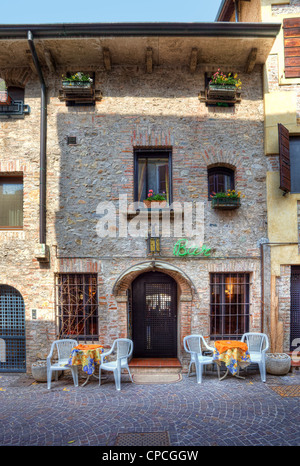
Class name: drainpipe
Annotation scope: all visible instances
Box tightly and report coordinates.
[234,0,239,22]
[27,30,47,245]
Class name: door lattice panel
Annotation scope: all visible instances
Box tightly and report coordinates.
[0,285,26,372]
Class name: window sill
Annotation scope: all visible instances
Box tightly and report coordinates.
[123,209,183,219]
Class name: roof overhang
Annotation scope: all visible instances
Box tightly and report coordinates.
[0,22,281,71]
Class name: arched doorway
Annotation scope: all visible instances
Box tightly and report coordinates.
[0,285,26,372]
[132,271,177,358]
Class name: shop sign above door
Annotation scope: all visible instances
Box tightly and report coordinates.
[173,239,211,257]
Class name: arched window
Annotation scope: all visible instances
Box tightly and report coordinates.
[0,285,26,372]
[208,166,235,198]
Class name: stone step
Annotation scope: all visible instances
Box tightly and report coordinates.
[129,358,182,374]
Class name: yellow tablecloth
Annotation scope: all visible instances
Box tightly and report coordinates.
[68,344,105,375]
[213,340,251,376]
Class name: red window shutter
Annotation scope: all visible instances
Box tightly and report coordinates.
[283,17,300,78]
[278,123,291,193]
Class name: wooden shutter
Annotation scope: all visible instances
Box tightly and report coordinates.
[283,17,300,78]
[278,123,291,193]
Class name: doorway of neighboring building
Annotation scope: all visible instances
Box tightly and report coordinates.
[290,267,300,351]
[0,285,26,372]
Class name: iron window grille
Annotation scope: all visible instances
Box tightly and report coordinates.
[56,274,99,342]
[210,273,250,340]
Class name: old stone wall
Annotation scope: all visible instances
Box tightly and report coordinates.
[0,63,267,370]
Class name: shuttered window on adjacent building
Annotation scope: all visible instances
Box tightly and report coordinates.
[279,123,300,194]
[278,123,291,193]
[283,17,300,79]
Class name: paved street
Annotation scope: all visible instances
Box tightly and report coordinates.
[0,369,299,447]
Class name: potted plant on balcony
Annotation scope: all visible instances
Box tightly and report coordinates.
[0,90,12,105]
[211,189,243,210]
[143,189,167,208]
[62,72,93,92]
[208,69,242,101]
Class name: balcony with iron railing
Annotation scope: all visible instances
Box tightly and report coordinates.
[0,90,30,118]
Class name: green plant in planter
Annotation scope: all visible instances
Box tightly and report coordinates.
[210,189,244,200]
[145,189,166,202]
[62,72,93,83]
[209,69,242,89]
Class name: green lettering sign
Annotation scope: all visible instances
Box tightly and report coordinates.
[173,239,211,257]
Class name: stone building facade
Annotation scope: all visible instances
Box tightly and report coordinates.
[0,21,280,373]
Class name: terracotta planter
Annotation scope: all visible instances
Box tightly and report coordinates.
[211,197,241,210]
[143,200,167,209]
[61,81,93,96]
[0,91,12,105]
[62,80,92,89]
[266,353,291,375]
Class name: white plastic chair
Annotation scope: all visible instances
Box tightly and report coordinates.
[99,338,133,391]
[241,332,269,382]
[183,334,215,383]
[47,339,79,389]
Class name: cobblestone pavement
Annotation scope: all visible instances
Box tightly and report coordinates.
[0,369,299,447]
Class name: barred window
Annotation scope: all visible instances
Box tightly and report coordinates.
[56,274,98,341]
[210,273,250,340]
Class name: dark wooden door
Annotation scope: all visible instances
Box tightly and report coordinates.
[132,272,177,358]
[291,267,300,351]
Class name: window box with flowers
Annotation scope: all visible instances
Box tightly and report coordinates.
[143,189,167,208]
[59,72,101,105]
[210,190,244,210]
[205,69,242,105]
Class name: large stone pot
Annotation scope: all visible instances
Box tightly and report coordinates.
[31,360,62,382]
[266,353,291,375]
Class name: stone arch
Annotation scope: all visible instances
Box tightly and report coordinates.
[110,261,196,361]
[112,260,196,301]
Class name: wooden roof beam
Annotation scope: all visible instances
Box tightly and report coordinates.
[190,48,198,73]
[146,47,153,73]
[245,47,257,73]
[44,48,56,73]
[103,47,111,71]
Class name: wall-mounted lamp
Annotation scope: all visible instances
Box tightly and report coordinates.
[148,234,161,255]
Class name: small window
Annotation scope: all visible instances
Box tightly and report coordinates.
[56,274,99,341]
[210,273,250,340]
[208,166,234,198]
[67,136,77,145]
[134,150,172,203]
[0,176,23,228]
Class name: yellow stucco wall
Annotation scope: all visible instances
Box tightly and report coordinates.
[261,0,300,275]
[267,171,300,275]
